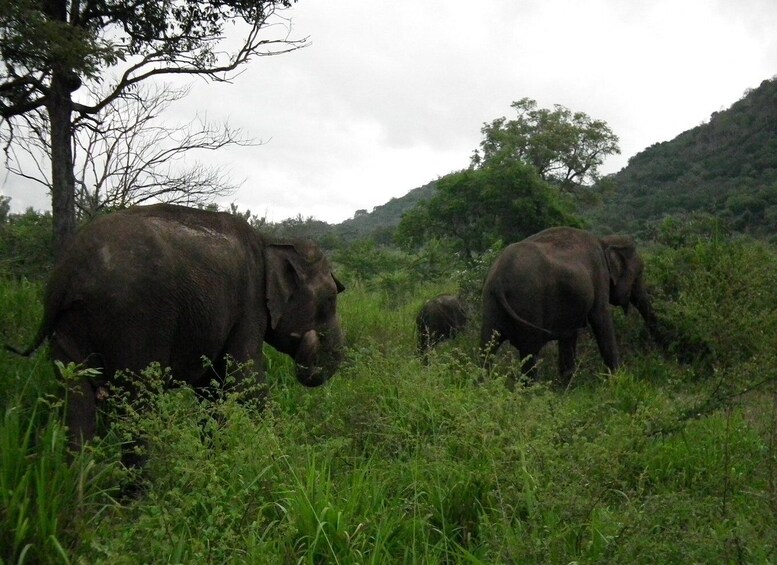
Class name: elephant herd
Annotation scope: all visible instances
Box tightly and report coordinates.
[12,203,662,464]
[419,226,662,379]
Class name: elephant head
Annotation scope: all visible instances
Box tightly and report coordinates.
[263,240,345,387]
[601,235,643,311]
[601,235,661,340]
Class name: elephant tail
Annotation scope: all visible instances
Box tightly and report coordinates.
[5,321,49,357]
[5,285,62,357]
[3,327,48,357]
[497,293,558,339]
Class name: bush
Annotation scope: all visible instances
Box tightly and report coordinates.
[0,208,54,280]
[646,237,777,371]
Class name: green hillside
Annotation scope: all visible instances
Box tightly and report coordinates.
[585,77,777,238]
[340,77,777,243]
[333,180,438,242]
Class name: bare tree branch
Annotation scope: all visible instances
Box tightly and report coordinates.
[6,81,261,219]
[73,13,308,116]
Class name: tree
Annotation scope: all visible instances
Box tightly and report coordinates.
[0,0,304,256]
[396,160,581,259]
[6,82,255,219]
[471,97,620,193]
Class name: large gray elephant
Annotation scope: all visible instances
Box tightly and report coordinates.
[480,226,660,380]
[16,204,345,454]
[416,294,469,363]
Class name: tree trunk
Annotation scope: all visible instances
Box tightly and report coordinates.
[48,71,77,258]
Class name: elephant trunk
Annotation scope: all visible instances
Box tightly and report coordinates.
[630,279,667,348]
[294,325,344,387]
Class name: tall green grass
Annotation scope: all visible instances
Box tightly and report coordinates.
[0,382,119,564]
[1,237,776,563]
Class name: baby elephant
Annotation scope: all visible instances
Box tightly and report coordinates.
[416,294,469,363]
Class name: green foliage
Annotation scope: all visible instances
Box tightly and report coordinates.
[593,77,777,239]
[0,0,114,80]
[0,372,120,564]
[333,239,415,285]
[0,0,295,86]
[646,237,777,370]
[344,99,619,253]
[473,97,621,192]
[646,211,731,249]
[258,213,338,248]
[0,207,54,280]
[397,160,581,258]
[332,238,462,309]
[1,236,776,563]
[452,240,503,312]
[0,278,45,385]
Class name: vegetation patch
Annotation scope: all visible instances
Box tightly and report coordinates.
[1,234,776,562]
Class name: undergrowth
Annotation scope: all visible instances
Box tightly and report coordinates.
[0,237,775,563]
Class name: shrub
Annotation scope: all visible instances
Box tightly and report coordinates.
[646,237,777,371]
[0,208,54,280]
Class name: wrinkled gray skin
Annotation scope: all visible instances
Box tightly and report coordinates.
[416,294,469,363]
[480,227,660,380]
[20,204,345,455]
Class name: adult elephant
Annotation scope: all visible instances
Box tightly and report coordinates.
[480,226,660,380]
[14,204,345,454]
[416,294,469,363]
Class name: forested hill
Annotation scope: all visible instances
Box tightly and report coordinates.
[326,77,777,244]
[333,180,437,242]
[592,77,777,238]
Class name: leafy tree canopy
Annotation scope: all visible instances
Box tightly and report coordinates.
[472,97,620,193]
[396,160,581,259]
[0,0,296,109]
[0,0,301,255]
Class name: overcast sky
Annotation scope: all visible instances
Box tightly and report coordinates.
[4,0,777,224]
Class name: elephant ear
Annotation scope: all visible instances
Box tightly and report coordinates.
[264,242,308,330]
[601,235,637,308]
[332,274,346,294]
[264,239,341,329]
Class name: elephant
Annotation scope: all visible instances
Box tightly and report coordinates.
[14,203,345,458]
[480,226,660,381]
[416,294,469,363]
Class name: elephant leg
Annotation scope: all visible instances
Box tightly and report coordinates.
[64,377,97,454]
[517,343,543,381]
[558,332,579,383]
[588,309,621,372]
[50,332,98,455]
